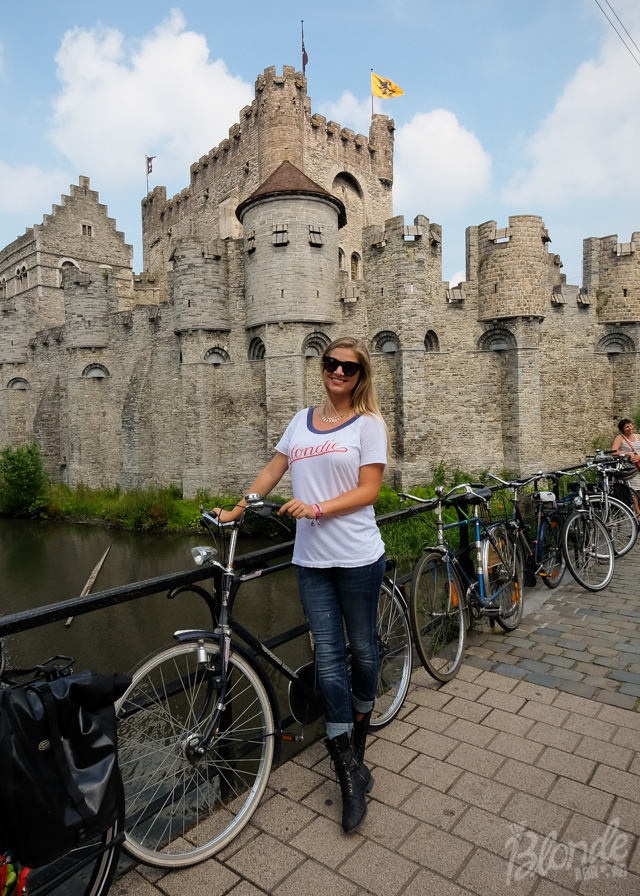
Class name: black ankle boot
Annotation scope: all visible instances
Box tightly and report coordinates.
[324,732,369,832]
[353,711,374,793]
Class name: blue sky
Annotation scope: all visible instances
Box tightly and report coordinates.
[1,0,640,286]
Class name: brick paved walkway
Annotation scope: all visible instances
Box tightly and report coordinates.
[111,546,640,896]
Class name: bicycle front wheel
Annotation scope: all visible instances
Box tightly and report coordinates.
[589,495,637,557]
[24,814,122,896]
[482,523,524,632]
[370,580,412,729]
[117,639,274,867]
[538,513,566,588]
[410,551,466,682]
[562,512,615,591]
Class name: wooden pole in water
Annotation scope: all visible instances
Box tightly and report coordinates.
[65,542,112,626]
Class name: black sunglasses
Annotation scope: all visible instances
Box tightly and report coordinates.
[322,356,362,377]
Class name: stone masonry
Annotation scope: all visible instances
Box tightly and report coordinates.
[1,65,639,496]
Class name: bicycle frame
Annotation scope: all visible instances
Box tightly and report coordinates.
[430,489,517,614]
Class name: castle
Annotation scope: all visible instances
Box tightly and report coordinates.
[1,65,639,496]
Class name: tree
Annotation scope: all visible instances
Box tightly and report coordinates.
[0,442,49,516]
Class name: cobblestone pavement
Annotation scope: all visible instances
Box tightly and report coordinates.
[111,547,640,896]
[466,545,640,711]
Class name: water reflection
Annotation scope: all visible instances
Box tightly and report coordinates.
[0,519,308,686]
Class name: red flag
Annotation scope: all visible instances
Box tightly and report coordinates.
[146,155,156,175]
[302,22,308,76]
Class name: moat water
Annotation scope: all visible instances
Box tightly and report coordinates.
[0,518,308,684]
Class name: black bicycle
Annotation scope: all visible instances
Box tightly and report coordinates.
[115,494,412,867]
[488,471,567,588]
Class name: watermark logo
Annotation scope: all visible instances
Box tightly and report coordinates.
[506,818,629,883]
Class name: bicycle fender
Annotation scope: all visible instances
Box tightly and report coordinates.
[172,630,283,763]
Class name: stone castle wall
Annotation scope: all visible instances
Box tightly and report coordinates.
[1,66,639,496]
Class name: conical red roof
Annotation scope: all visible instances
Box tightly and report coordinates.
[236,161,346,227]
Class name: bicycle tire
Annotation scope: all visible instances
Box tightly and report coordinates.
[538,512,567,589]
[561,512,615,591]
[482,523,524,632]
[370,580,412,730]
[117,639,274,867]
[589,494,637,557]
[23,813,122,896]
[410,551,466,682]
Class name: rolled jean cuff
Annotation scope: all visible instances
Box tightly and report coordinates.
[353,696,374,714]
[326,722,353,739]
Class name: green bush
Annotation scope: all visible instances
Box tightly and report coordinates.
[0,442,49,516]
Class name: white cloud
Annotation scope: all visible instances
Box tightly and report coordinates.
[0,162,71,216]
[48,10,253,191]
[393,110,492,217]
[448,270,465,288]
[503,6,640,207]
[316,91,372,136]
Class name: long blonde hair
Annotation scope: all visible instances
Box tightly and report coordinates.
[320,336,391,458]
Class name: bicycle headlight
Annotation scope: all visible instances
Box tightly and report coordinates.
[192,546,217,566]
[573,496,583,508]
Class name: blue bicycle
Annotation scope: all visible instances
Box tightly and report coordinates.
[403,483,524,682]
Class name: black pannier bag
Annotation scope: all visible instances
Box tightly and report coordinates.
[0,663,130,868]
[613,478,635,508]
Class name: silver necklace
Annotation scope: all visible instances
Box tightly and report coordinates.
[319,407,350,424]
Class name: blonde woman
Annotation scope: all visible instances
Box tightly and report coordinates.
[215,336,388,832]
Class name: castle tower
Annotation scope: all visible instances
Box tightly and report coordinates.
[170,239,230,333]
[468,215,563,321]
[63,267,114,348]
[236,160,345,328]
[584,232,640,322]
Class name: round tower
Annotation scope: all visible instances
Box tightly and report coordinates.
[236,160,346,328]
[170,239,230,333]
[474,216,561,320]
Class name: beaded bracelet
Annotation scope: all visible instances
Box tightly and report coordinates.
[312,503,323,520]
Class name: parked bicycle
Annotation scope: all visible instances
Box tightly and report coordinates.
[488,471,567,588]
[402,483,524,683]
[0,651,124,896]
[115,494,412,867]
[586,454,638,557]
[557,466,616,591]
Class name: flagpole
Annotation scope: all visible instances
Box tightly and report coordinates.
[371,69,374,116]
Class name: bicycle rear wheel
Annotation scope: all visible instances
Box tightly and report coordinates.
[23,815,122,896]
[538,513,566,588]
[117,639,274,867]
[370,580,412,730]
[589,495,637,557]
[410,551,466,682]
[561,512,615,591]
[482,523,524,632]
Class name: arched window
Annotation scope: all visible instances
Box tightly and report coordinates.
[82,363,110,378]
[302,331,330,358]
[424,330,440,353]
[7,377,29,390]
[373,330,400,354]
[204,347,230,365]
[596,332,636,355]
[350,253,361,281]
[58,259,79,287]
[338,248,345,271]
[478,326,517,352]
[248,337,266,360]
[0,278,5,298]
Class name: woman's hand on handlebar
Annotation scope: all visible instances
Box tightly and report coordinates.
[211,505,244,524]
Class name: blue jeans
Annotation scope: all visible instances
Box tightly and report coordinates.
[296,554,385,739]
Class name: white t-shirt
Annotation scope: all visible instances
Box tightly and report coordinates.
[275,408,387,568]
